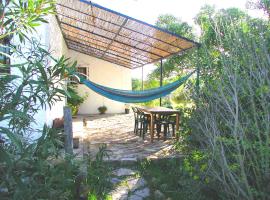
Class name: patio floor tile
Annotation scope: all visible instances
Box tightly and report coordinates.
[73,113,179,161]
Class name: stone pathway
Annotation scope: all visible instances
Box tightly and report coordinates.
[109,168,150,200]
[72,114,175,199]
[72,113,179,161]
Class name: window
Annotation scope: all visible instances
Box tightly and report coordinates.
[77,67,87,77]
[0,38,11,74]
[70,67,88,84]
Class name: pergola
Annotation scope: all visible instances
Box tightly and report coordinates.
[55,0,199,104]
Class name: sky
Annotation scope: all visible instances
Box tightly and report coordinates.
[92,0,265,79]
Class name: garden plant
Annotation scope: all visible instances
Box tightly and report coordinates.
[0,1,112,199]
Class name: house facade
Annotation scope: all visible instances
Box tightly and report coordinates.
[7,14,131,131]
[48,16,131,116]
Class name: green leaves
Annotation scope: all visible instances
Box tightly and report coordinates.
[0,0,55,41]
[86,145,113,200]
[0,1,86,199]
[0,38,80,199]
[0,127,23,152]
[187,11,270,200]
[149,14,196,79]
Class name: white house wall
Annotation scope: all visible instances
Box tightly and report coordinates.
[67,49,132,114]
[45,15,68,125]
[5,16,67,139]
[47,16,68,58]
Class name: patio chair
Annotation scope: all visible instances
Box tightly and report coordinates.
[155,114,177,140]
[167,115,176,137]
[136,108,150,139]
[131,107,139,135]
[155,114,170,141]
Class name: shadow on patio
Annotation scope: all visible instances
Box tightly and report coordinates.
[72,113,178,162]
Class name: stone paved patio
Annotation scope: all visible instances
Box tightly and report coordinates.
[72,113,178,162]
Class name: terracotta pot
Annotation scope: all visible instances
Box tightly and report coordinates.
[52,117,64,129]
[73,137,79,149]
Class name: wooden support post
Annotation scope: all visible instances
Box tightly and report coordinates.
[64,106,73,154]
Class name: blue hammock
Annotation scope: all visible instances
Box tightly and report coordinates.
[76,71,194,103]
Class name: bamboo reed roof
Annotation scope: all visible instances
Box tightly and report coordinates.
[56,0,199,69]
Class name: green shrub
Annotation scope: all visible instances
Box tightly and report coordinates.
[67,84,87,116]
[98,106,107,114]
[0,3,80,194]
[0,125,82,200]
[86,145,113,199]
[188,18,270,200]
[138,158,212,200]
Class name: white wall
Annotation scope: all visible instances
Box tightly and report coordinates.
[44,15,68,125]
[10,14,68,130]
[67,50,132,114]
[10,15,68,130]
[9,18,50,134]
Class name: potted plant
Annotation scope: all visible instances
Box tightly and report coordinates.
[67,84,87,116]
[98,106,107,114]
[125,104,130,114]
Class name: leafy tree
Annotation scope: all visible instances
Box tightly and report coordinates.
[145,5,270,199]
[0,0,55,41]
[149,14,196,80]
[183,5,270,200]
[132,78,142,90]
[193,5,269,83]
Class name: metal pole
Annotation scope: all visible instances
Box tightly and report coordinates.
[196,49,201,95]
[196,65,200,94]
[141,65,144,90]
[159,59,163,106]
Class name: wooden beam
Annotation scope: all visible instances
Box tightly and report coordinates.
[102,18,128,58]
[64,106,73,154]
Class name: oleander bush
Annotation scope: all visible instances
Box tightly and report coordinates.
[0,1,112,199]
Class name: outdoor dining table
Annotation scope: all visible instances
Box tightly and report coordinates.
[139,106,180,142]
